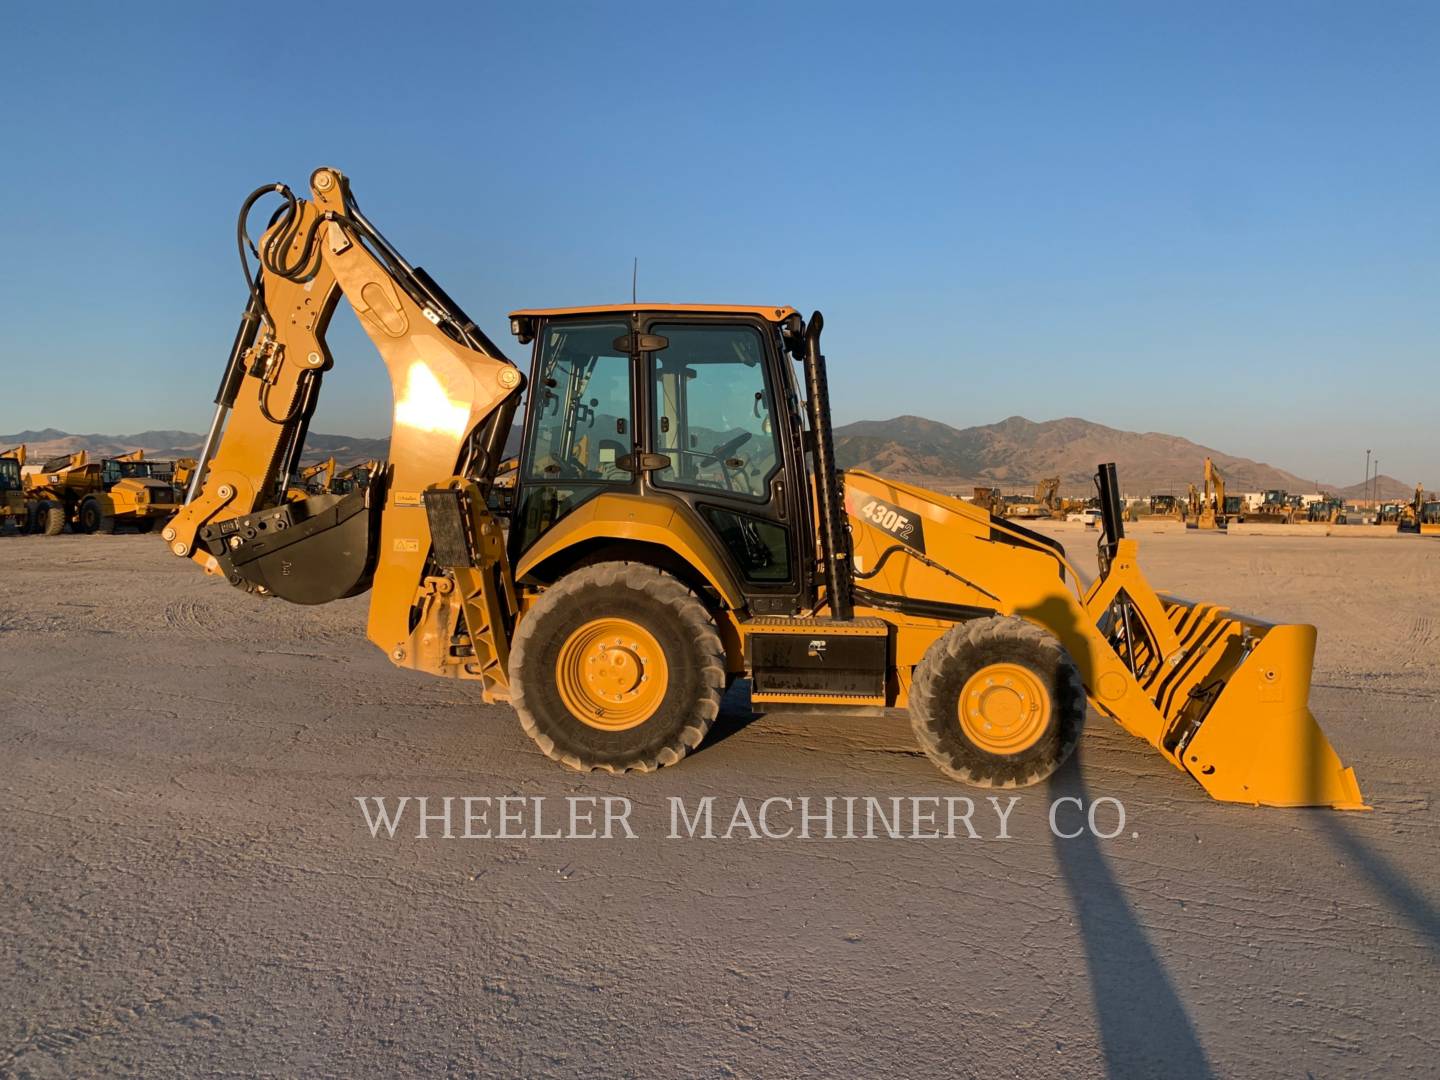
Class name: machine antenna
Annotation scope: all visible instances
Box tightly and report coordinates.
[632,257,638,304]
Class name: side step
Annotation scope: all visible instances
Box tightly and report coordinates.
[743,616,890,706]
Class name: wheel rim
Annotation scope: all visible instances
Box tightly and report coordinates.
[957,661,1050,754]
[555,617,669,731]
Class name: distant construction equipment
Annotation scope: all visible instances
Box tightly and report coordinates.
[20,449,184,534]
[330,459,380,495]
[1,446,30,534]
[284,457,337,500]
[1191,457,1227,530]
[970,486,1008,517]
[1304,495,1347,524]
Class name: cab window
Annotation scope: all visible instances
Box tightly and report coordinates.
[513,319,635,555]
[649,323,780,501]
[522,320,633,483]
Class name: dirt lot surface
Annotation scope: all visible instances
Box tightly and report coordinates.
[2,527,1437,1078]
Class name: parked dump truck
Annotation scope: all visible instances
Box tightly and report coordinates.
[25,450,183,534]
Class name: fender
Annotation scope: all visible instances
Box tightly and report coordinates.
[514,491,745,612]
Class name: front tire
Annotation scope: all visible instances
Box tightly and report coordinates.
[909,615,1085,788]
[509,562,725,773]
[78,498,115,534]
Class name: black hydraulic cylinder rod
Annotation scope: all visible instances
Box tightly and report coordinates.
[275,371,322,500]
[473,393,520,491]
[1096,461,1125,574]
[802,311,854,621]
[187,295,262,503]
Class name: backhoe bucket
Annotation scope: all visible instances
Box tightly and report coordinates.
[1176,622,1366,810]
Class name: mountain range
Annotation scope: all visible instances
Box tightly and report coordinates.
[1,418,1418,499]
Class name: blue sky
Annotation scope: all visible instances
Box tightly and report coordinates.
[1,1,1435,485]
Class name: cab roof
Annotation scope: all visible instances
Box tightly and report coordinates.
[508,303,798,322]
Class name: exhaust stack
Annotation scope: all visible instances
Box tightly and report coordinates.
[802,311,854,621]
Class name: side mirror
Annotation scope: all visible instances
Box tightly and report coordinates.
[780,312,806,360]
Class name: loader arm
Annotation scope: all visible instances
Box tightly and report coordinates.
[166,168,525,693]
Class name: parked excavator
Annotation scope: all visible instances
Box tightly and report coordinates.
[1190,456,1227,531]
[331,459,380,496]
[164,168,1365,809]
[285,456,337,500]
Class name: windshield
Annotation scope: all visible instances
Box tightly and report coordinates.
[102,460,157,485]
[0,459,19,491]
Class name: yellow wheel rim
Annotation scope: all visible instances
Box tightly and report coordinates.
[958,661,1050,754]
[555,617,669,731]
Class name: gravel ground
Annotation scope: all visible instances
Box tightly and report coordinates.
[1,527,1437,1078]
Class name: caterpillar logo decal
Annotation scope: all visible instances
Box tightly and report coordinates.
[851,494,926,553]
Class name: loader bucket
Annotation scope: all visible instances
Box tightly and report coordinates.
[1176,622,1366,810]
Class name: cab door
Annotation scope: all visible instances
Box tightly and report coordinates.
[510,317,640,558]
[642,318,810,614]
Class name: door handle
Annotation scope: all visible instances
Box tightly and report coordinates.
[617,452,671,472]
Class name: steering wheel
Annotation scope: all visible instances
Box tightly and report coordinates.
[699,431,752,467]
[539,456,586,480]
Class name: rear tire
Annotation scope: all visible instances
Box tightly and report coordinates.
[41,503,65,536]
[910,615,1085,788]
[509,562,725,773]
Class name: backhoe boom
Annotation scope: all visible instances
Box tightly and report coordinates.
[167,168,524,690]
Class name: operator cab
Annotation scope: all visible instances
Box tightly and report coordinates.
[0,458,20,492]
[507,305,818,615]
[101,459,158,486]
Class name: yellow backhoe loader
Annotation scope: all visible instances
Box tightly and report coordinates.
[1393,483,1433,535]
[1,446,30,534]
[165,169,1365,810]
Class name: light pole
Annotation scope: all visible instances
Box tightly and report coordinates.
[1365,449,1371,503]
[1373,459,1380,502]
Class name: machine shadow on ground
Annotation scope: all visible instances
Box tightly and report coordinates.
[1318,813,1440,950]
[1048,755,1215,1079]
